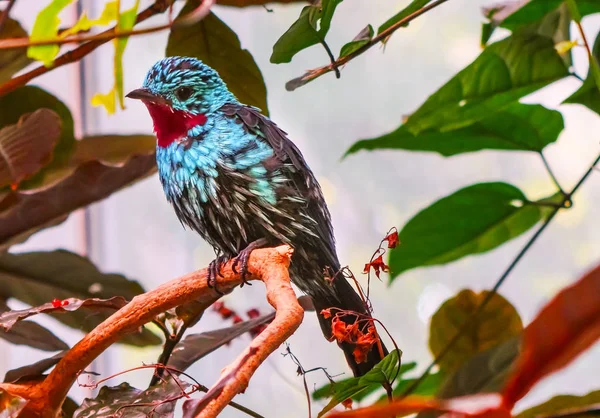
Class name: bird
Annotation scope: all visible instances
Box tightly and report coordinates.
[127,56,386,376]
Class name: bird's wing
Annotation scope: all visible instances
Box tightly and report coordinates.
[220,103,338,265]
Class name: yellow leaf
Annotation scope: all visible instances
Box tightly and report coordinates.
[60,1,119,38]
[555,40,579,56]
[28,0,75,66]
[91,90,116,115]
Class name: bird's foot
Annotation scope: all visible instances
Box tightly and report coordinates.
[232,238,268,287]
[207,255,229,295]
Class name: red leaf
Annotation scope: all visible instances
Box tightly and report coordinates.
[385,230,399,248]
[502,263,600,408]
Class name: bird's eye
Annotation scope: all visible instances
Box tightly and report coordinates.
[175,87,193,101]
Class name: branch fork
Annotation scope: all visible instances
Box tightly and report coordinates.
[0,245,303,418]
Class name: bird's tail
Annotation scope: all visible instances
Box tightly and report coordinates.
[312,274,388,377]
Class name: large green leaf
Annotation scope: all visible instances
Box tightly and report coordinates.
[403,32,568,135]
[27,0,74,66]
[500,0,599,30]
[270,0,343,64]
[0,18,32,83]
[0,135,156,251]
[429,290,523,372]
[0,86,75,190]
[389,183,555,279]
[0,250,160,346]
[316,350,400,417]
[517,390,600,418]
[345,103,563,157]
[167,3,269,115]
[564,30,600,116]
[378,0,433,35]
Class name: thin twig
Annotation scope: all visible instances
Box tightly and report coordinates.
[0,0,16,33]
[150,323,191,386]
[0,0,214,50]
[319,39,340,79]
[399,152,600,398]
[575,20,594,61]
[286,0,451,90]
[540,152,565,194]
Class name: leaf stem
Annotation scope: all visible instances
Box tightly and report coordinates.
[149,323,190,386]
[0,0,16,33]
[399,152,600,398]
[540,151,565,194]
[286,0,451,90]
[319,39,340,79]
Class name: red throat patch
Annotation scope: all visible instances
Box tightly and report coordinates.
[144,102,208,148]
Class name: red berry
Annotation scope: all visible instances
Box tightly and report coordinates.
[232,315,243,324]
[62,300,69,306]
[51,298,62,308]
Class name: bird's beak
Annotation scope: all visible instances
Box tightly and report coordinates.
[125,88,168,105]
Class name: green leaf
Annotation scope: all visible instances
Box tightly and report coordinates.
[60,1,119,38]
[167,3,269,115]
[339,25,373,58]
[389,183,555,279]
[0,135,156,251]
[317,349,400,417]
[0,250,160,346]
[345,103,563,157]
[403,33,568,136]
[429,290,523,372]
[27,0,75,66]
[270,0,343,64]
[378,0,433,35]
[0,18,32,83]
[0,86,75,190]
[91,0,139,114]
[565,30,600,115]
[566,0,583,22]
[517,390,600,418]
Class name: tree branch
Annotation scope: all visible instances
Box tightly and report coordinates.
[0,0,16,33]
[285,0,451,91]
[0,245,299,418]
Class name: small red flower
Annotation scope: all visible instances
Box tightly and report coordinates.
[342,398,353,410]
[246,308,260,319]
[62,300,69,306]
[232,314,243,324]
[331,317,351,343]
[363,254,389,279]
[213,301,236,319]
[51,298,62,308]
[320,308,332,319]
[385,230,400,249]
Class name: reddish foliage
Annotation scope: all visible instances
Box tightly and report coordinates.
[212,301,235,320]
[363,254,389,279]
[342,398,353,410]
[502,263,600,408]
[232,315,243,324]
[320,308,332,319]
[385,229,399,248]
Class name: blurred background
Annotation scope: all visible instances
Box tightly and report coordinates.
[4,0,600,416]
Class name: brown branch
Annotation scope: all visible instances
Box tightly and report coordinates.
[0,0,214,50]
[187,247,304,417]
[285,0,451,91]
[0,0,17,33]
[0,245,298,418]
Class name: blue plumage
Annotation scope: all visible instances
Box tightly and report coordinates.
[127,56,386,376]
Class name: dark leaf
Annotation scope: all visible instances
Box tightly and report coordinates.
[429,290,523,373]
[516,390,600,418]
[0,109,62,188]
[167,4,269,115]
[345,103,563,157]
[73,379,188,418]
[61,397,79,418]
[0,300,68,352]
[402,33,568,136]
[564,30,600,116]
[0,296,127,330]
[0,388,27,416]
[313,361,417,403]
[378,0,433,35]
[4,350,65,382]
[0,18,32,83]
[389,183,557,279]
[0,86,75,190]
[496,0,599,31]
[271,0,343,64]
[316,349,400,418]
[0,135,156,251]
[339,24,373,58]
[503,263,600,408]
[168,312,275,371]
[0,250,160,346]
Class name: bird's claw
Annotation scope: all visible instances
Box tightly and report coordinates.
[232,250,253,287]
[207,255,228,295]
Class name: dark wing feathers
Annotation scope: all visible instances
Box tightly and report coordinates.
[221,103,338,268]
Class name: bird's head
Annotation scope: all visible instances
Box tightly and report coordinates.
[127,56,236,147]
